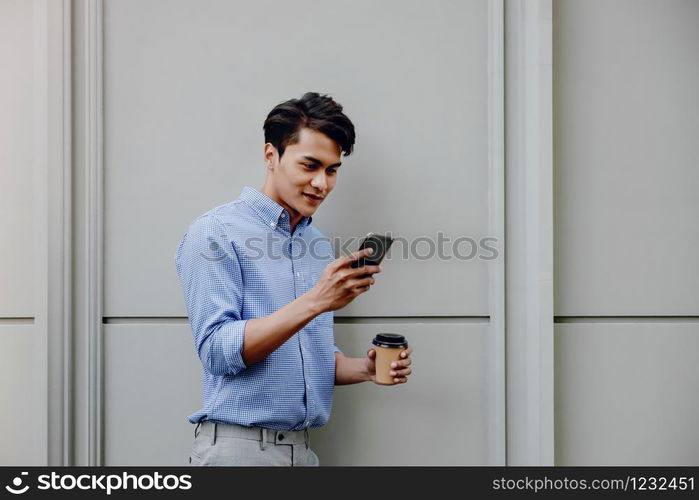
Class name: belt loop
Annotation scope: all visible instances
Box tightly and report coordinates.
[211,422,217,446]
[260,428,267,451]
[304,429,309,449]
[194,422,201,438]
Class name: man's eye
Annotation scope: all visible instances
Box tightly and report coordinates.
[327,169,337,175]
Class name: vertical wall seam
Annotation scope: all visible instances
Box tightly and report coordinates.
[85,0,104,466]
[487,0,507,466]
[33,0,50,465]
[62,0,73,466]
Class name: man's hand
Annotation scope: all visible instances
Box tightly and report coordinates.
[365,345,414,384]
[308,247,382,313]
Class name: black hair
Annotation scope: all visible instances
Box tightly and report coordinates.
[263,92,356,159]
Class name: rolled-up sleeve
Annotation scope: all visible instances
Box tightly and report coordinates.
[175,214,248,376]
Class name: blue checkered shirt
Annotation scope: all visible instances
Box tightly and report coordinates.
[175,186,341,430]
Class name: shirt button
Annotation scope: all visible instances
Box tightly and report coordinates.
[296,272,301,278]
[269,222,275,227]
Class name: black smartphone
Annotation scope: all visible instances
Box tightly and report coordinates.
[350,233,394,276]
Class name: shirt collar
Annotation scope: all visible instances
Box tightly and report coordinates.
[239,186,313,233]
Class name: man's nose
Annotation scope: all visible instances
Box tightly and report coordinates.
[311,171,328,191]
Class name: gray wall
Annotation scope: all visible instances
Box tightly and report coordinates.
[2,0,697,466]
[553,0,699,465]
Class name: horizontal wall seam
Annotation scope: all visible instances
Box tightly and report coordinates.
[335,316,489,324]
[0,318,35,324]
[555,316,699,323]
[102,316,490,324]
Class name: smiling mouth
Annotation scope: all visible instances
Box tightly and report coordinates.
[303,193,324,200]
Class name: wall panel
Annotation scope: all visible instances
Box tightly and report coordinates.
[103,0,492,318]
[0,325,46,465]
[0,0,34,317]
[103,323,201,466]
[553,0,699,315]
[555,322,699,465]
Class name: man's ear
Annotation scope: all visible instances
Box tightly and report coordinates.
[264,143,278,169]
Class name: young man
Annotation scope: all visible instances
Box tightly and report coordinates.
[175,92,413,466]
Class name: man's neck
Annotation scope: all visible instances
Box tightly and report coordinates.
[260,184,304,234]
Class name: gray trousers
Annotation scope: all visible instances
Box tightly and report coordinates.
[189,421,320,466]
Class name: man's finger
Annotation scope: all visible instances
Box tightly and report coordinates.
[337,247,374,269]
[353,276,375,290]
[350,264,382,277]
[396,358,412,368]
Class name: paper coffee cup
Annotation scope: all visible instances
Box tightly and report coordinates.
[372,333,408,385]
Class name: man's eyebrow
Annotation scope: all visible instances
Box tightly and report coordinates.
[301,155,342,168]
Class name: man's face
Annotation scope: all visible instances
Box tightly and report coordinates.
[264,127,342,219]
